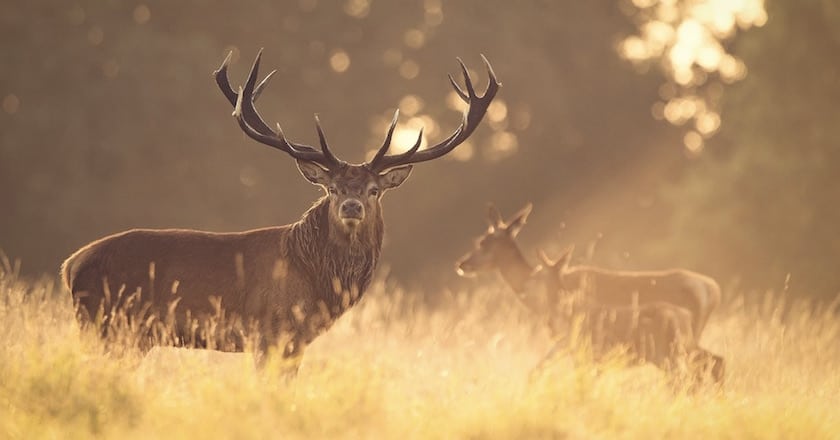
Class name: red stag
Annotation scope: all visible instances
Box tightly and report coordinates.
[62,50,500,358]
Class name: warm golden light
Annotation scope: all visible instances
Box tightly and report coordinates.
[391,125,426,154]
[620,0,766,152]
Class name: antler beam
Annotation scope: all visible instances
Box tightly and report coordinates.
[367,55,501,172]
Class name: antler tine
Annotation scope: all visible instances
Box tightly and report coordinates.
[377,127,424,167]
[214,50,274,137]
[214,51,238,106]
[369,110,400,167]
[480,54,500,91]
[232,87,319,162]
[314,115,341,167]
[215,50,323,156]
[456,58,476,99]
[367,55,501,172]
[448,73,469,102]
[232,64,335,168]
[253,69,276,102]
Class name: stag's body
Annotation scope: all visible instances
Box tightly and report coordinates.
[62,197,380,354]
[62,50,500,359]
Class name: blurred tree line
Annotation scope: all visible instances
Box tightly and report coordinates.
[1,0,837,300]
[656,0,840,298]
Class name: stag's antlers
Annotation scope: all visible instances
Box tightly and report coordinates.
[215,50,500,172]
[367,55,500,173]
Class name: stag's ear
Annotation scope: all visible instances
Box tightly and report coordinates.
[379,165,413,190]
[296,160,331,186]
[506,203,533,238]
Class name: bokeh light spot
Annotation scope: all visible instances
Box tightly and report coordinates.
[403,29,426,49]
[3,94,20,114]
[398,95,423,116]
[67,5,85,25]
[487,100,508,123]
[133,5,151,24]
[398,60,419,79]
[239,167,259,187]
[329,50,351,73]
[102,60,120,79]
[684,131,704,154]
[696,112,721,135]
[87,26,104,46]
[344,0,370,18]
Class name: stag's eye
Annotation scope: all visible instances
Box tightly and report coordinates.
[328,186,338,195]
[368,187,380,197]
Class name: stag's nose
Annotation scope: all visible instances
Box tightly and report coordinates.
[339,199,364,220]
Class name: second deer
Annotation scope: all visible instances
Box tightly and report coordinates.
[456,203,724,384]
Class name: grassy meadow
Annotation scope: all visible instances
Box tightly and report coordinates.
[1,261,839,439]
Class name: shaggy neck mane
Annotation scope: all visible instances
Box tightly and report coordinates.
[288,197,383,314]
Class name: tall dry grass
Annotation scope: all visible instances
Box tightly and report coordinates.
[1,261,838,439]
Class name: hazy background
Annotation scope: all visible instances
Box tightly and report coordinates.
[1,0,838,300]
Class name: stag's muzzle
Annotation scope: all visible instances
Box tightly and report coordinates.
[339,199,364,227]
[455,258,477,277]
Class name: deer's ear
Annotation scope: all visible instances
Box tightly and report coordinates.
[296,160,331,186]
[487,203,503,229]
[556,244,574,271]
[379,165,413,190]
[506,203,533,238]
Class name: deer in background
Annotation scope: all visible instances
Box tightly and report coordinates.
[536,248,724,385]
[455,204,724,384]
[62,50,500,359]
[457,204,721,338]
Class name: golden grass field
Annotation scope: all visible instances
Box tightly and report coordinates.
[1,262,839,439]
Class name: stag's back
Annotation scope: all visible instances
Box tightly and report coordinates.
[61,227,297,325]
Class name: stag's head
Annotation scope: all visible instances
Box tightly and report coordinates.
[456,203,532,277]
[215,50,500,237]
